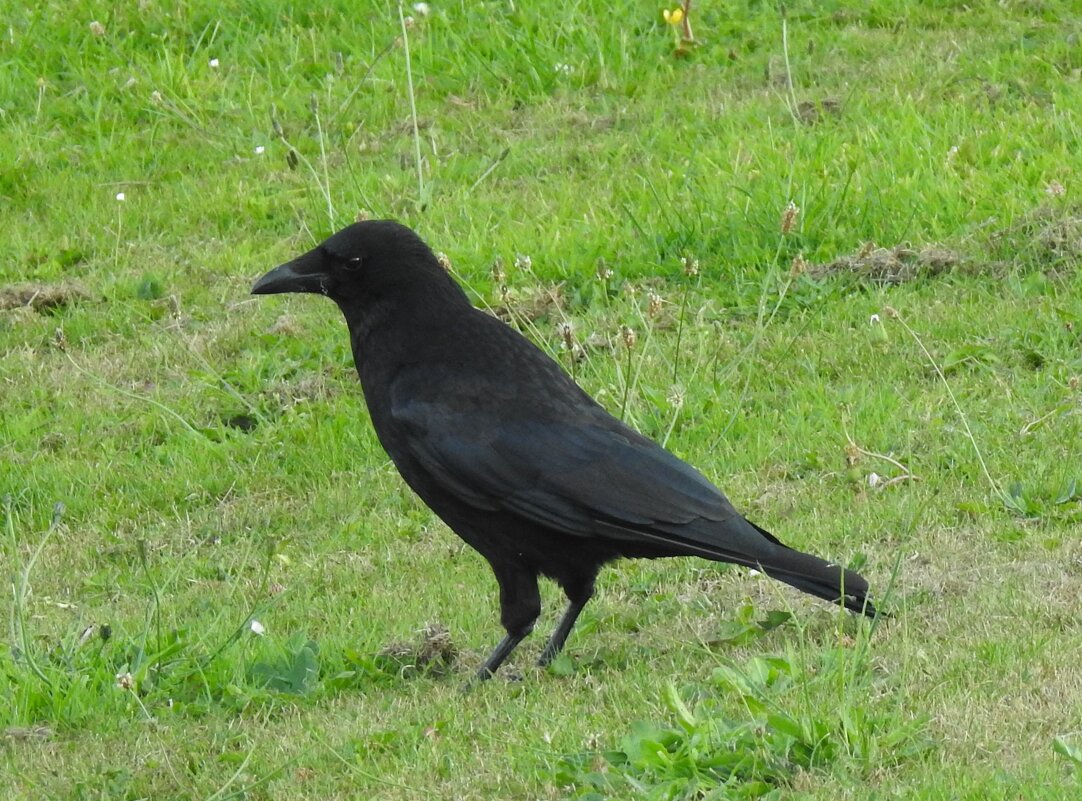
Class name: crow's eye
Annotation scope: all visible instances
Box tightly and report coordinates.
[343,255,363,271]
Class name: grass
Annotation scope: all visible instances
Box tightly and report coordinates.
[2,0,1081,797]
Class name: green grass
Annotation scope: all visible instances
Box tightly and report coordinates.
[3,0,1082,797]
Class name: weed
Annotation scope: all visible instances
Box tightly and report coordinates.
[560,639,931,799]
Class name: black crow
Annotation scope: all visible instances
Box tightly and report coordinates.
[252,221,877,680]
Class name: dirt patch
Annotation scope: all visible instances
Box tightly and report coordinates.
[809,243,965,284]
[264,370,341,409]
[223,413,258,432]
[0,281,89,312]
[378,623,457,676]
[491,283,565,324]
[266,314,302,336]
[2,725,54,741]
[814,205,1080,284]
[796,98,842,126]
[563,109,618,132]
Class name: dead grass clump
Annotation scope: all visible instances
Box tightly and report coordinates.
[809,244,965,284]
[378,623,457,676]
[2,725,54,741]
[796,98,842,126]
[492,283,565,324]
[0,281,89,312]
[264,371,339,409]
[996,203,1082,271]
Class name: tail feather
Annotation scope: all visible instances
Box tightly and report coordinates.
[597,516,880,617]
[746,521,878,617]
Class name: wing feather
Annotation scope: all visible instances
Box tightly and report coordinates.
[391,394,749,549]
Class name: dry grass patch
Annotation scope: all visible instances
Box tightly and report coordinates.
[809,243,966,284]
[0,281,89,312]
[996,203,1082,272]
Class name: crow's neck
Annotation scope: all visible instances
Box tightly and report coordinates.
[337,285,472,389]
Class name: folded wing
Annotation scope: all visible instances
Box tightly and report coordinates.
[391,392,786,567]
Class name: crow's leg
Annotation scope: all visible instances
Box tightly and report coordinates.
[474,566,541,681]
[537,579,595,667]
[475,632,529,680]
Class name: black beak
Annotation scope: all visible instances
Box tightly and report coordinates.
[251,247,329,295]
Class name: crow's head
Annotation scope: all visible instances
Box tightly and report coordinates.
[252,220,459,306]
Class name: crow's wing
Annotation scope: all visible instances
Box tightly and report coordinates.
[389,386,779,562]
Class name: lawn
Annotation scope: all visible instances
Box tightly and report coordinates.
[2,1,1081,798]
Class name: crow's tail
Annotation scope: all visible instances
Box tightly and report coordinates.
[748,521,878,617]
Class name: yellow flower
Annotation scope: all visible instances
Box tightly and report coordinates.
[663,7,684,26]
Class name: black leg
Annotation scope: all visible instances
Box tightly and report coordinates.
[471,565,541,681]
[474,631,529,681]
[537,596,590,667]
[537,577,596,668]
